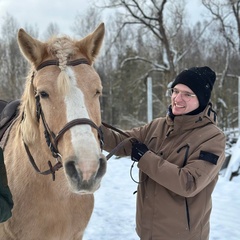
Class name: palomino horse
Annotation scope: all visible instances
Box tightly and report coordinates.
[0,23,106,239]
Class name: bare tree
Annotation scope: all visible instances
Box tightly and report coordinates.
[0,14,27,101]
[229,0,240,53]
[71,7,103,38]
[100,0,213,78]
[101,0,177,80]
[202,0,237,87]
[202,0,240,129]
[43,22,60,40]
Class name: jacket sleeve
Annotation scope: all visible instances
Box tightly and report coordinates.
[0,147,13,222]
[0,186,13,222]
[137,130,226,197]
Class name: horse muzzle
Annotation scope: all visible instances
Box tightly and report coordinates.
[64,154,107,194]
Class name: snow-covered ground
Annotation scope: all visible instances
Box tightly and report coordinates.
[84,152,240,240]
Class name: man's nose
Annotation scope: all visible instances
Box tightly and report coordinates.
[174,92,183,101]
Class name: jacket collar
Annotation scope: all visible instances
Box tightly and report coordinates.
[166,103,217,133]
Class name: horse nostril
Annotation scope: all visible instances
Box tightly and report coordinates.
[96,157,107,179]
[65,161,79,181]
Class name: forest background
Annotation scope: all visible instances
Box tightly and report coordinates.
[0,0,240,132]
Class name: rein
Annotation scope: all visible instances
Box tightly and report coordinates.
[23,58,104,181]
[101,122,137,160]
[101,122,142,185]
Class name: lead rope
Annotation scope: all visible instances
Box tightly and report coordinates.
[102,122,137,160]
[102,122,146,185]
[105,137,137,160]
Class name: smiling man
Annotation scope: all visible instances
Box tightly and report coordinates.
[170,66,216,116]
[102,66,226,240]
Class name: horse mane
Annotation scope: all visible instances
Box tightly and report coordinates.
[19,36,79,144]
[18,68,39,144]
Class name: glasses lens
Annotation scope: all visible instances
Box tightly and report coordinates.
[182,94,191,101]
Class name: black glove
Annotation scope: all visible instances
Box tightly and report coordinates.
[131,141,149,162]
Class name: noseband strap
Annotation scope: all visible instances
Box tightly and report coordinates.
[54,118,104,148]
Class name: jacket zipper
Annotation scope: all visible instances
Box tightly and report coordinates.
[185,198,190,230]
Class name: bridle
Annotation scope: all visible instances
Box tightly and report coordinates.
[23,58,104,181]
[23,58,139,182]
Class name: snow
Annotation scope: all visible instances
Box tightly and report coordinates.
[84,152,240,240]
[224,136,240,180]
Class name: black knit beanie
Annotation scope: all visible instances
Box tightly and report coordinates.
[171,66,216,114]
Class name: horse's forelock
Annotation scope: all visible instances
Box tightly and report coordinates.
[57,70,70,95]
[48,37,77,95]
[48,36,77,70]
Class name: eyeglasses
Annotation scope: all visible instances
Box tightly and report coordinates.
[167,88,196,102]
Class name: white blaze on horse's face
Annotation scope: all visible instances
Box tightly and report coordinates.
[62,67,106,194]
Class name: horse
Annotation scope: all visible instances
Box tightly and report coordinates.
[0,23,106,240]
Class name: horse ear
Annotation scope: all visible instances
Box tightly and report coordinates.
[77,22,105,63]
[18,29,46,67]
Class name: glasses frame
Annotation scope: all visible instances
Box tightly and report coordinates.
[167,88,196,102]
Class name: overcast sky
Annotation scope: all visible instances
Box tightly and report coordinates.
[0,0,205,37]
[0,0,92,36]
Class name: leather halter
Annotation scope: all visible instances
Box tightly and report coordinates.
[36,58,90,71]
[23,58,104,181]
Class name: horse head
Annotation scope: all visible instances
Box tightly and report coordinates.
[17,23,106,194]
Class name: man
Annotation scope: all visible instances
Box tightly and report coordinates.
[0,147,13,222]
[102,66,226,239]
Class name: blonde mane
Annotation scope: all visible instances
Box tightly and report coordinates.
[19,69,39,143]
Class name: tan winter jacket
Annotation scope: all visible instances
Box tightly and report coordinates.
[102,104,226,240]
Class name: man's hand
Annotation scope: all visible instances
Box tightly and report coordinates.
[131,141,149,162]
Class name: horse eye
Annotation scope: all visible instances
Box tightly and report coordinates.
[95,89,101,95]
[39,91,49,98]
